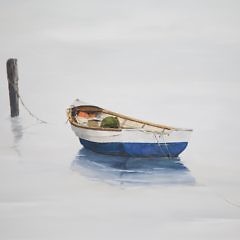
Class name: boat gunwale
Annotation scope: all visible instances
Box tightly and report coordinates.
[69,120,122,132]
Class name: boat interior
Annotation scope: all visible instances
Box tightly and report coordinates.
[67,105,175,132]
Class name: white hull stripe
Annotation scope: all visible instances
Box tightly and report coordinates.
[71,125,191,144]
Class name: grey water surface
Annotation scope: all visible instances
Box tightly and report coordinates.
[1,1,240,239]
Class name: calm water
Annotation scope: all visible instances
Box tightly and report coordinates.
[0,1,240,239]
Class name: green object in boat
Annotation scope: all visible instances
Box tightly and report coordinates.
[101,116,120,128]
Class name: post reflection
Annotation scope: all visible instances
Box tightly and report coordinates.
[71,148,195,186]
[10,117,23,156]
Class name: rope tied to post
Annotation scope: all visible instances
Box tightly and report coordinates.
[6,58,48,124]
[7,79,48,124]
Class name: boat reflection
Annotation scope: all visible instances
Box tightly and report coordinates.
[71,148,195,186]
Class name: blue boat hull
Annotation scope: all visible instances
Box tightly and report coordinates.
[79,139,188,157]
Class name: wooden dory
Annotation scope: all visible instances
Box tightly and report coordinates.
[67,101,192,157]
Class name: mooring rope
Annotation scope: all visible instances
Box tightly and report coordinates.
[153,130,173,159]
[160,129,172,158]
[153,132,167,157]
[7,79,48,124]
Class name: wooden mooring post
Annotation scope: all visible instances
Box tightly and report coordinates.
[6,58,19,117]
